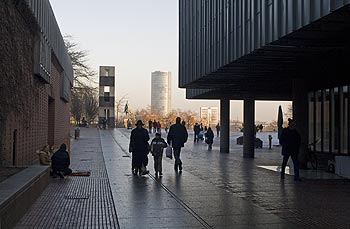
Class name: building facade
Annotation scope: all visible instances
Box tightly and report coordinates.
[200,107,219,128]
[99,66,115,128]
[0,0,73,166]
[151,71,171,115]
[179,0,350,163]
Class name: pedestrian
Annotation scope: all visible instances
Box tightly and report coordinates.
[148,120,152,133]
[150,133,167,176]
[167,117,188,172]
[205,127,214,150]
[157,121,161,133]
[153,120,157,133]
[193,123,200,143]
[268,135,273,149]
[129,120,150,175]
[279,118,301,181]
[215,123,220,137]
[51,143,72,178]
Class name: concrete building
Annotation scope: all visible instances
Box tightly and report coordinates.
[0,0,73,166]
[151,71,171,115]
[179,1,350,167]
[99,66,115,128]
[200,107,219,128]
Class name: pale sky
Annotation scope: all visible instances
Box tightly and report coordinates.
[50,0,291,122]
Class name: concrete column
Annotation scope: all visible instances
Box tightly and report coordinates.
[243,98,255,158]
[292,78,308,168]
[220,98,230,153]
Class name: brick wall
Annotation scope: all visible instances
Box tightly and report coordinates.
[0,0,70,166]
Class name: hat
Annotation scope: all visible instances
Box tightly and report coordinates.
[135,120,144,126]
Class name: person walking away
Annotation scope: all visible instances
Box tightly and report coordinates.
[193,123,200,143]
[279,118,301,181]
[150,133,167,176]
[205,127,214,150]
[129,120,150,175]
[167,117,188,172]
[148,120,152,133]
[216,123,220,137]
[153,120,157,133]
[51,144,72,178]
[268,135,273,149]
[157,121,161,134]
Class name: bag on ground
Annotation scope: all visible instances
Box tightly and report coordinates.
[165,146,173,159]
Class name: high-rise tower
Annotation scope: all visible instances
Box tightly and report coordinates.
[151,71,171,115]
[99,66,115,128]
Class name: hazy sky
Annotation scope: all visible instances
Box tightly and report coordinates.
[50,0,291,122]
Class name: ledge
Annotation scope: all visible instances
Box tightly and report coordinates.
[0,165,49,228]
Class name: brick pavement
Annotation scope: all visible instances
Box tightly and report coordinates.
[15,128,119,228]
[16,127,350,228]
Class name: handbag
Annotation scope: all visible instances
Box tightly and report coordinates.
[165,146,173,159]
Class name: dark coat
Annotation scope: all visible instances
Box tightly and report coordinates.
[51,149,70,169]
[205,129,214,144]
[193,125,200,134]
[130,127,150,167]
[167,123,188,148]
[150,138,167,157]
[279,127,301,156]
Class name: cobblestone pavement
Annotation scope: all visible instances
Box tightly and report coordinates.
[16,128,350,228]
[15,128,119,229]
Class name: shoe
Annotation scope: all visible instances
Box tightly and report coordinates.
[179,164,182,171]
[159,172,163,176]
[155,172,158,176]
[142,170,149,175]
[58,172,64,179]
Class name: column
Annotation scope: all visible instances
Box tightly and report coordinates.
[243,98,255,158]
[292,78,308,168]
[220,98,230,153]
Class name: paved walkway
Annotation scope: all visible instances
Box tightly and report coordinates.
[16,128,350,228]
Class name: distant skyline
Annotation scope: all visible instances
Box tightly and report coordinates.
[50,0,292,122]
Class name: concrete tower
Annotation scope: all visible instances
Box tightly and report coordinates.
[99,66,115,128]
[151,71,171,115]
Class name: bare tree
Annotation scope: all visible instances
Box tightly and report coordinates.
[115,94,128,127]
[71,88,83,124]
[64,35,96,87]
[84,88,99,124]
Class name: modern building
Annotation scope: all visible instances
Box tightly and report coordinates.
[179,1,350,166]
[200,107,219,128]
[0,0,73,166]
[151,71,171,115]
[99,66,115,128]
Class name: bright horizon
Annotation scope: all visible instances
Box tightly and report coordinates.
[50,0,292,122]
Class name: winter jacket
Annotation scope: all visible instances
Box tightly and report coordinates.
[167,123,188,148]
[150,138,167,157]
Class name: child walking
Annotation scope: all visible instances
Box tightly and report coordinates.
[150,133,167,176]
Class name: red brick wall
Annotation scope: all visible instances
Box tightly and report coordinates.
[0,1,70,166]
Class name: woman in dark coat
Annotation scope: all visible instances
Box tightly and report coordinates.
[205,127,214,151]
[129,120,150,175]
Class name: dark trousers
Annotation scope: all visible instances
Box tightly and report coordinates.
[194,133,199,143]
[173,147,182,170]
[153,155,163,172]
[281,154,299,180]
[52,167,72,176]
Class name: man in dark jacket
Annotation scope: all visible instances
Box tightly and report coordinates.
[279,118,301,181]
[167,117,188,172]
[193,123,200,143]
[51,144,72,178]
[129,120,150,175]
